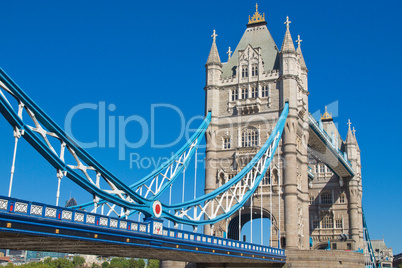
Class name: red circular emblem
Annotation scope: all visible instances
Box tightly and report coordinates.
[152,201,162,218]
[155,203,161,215]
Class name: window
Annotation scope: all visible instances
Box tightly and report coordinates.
[315,165,319,174]
[252,65,258,76]
[321,192,332,204]
[261,85,269,97]
[320,164,325,173]
[312,220,319,230]
[322,213,333,229]
[241,88,248,99]
[223,137,231,149]
[263,171,270,185]
[336,219,342,229]
[242,66,248,78]
[339,193,346,204]
[232,89,239,101]
[347,243,351,250]
[242,129,258,147]
[251,87,258,98]
[332,243,337,250]
[309,195,315,205]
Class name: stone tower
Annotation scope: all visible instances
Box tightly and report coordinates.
[204,6,310,249]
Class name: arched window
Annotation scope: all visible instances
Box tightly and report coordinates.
[232,89,239,101]
[241,88,248,99]
[242,128,258,147]
[321,191,332,204]
[252,65,258,76]
[251,87,258,98]
[223,137,231,149]
[242,66,248,77]
[263,170,270,185]
[261,85,269,97]
[219,173,225,186]
[322,213,333,229]
[339,193,346,204]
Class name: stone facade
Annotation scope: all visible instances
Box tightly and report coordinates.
[204,6,363,252]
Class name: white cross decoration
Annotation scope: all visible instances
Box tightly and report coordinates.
[227,47,232,60]
[284,16,291,29]
[296,35,302,48]
[211,30,217,41]
[347,119,352,129]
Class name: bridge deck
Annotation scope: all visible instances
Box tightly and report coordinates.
[0,196,285,264]
[308,114,355,178]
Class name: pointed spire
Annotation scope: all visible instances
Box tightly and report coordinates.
[281,16,296,53]
[346,119,355,144]
[296,35,307,70]
[206,30,222,66]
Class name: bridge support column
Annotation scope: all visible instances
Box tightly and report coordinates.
[282,114,298,250]
[348,183,360,249]
[204,128,218,236]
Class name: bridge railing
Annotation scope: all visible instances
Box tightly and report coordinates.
[308,113,354,174]
[0,196,285,257]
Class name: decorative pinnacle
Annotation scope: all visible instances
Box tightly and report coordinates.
[352,127,356,136]
[347,119,352,130]
[248,3,265,24]
[296,35,302,48]
[227,47,232,60]
[284,16,291,29]
[211,30,217,42]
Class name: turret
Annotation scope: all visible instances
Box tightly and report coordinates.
[279,16,298,109]
[205,30,222,87]
[345,119,363,249]
[205,30,222,116]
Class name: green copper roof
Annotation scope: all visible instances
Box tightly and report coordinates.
[222,24,279,78]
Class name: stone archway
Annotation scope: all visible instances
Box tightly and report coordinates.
[226,206,279,247]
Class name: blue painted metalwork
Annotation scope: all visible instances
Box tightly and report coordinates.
[308,113,355,177]
[74,112,211,211]
[0,67,290,226]
[0,67,211,218]
[0,196,286,262]
[162,103,289,225]
[363,209,377,268]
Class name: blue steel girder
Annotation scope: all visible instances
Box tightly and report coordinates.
[308,113,355,179]
[0,68,208,218]
[161,103,289,226]
[73,112,211,215]
[0,196,286,264]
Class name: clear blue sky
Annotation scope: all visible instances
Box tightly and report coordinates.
[0,0,401,253]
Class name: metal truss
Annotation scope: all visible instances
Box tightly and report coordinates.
[76,112,211,216]
[162,103,289,226]
[363,210,377,268]
[0,68,209,218]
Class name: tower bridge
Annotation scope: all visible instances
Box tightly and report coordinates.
[0,5,376,268]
